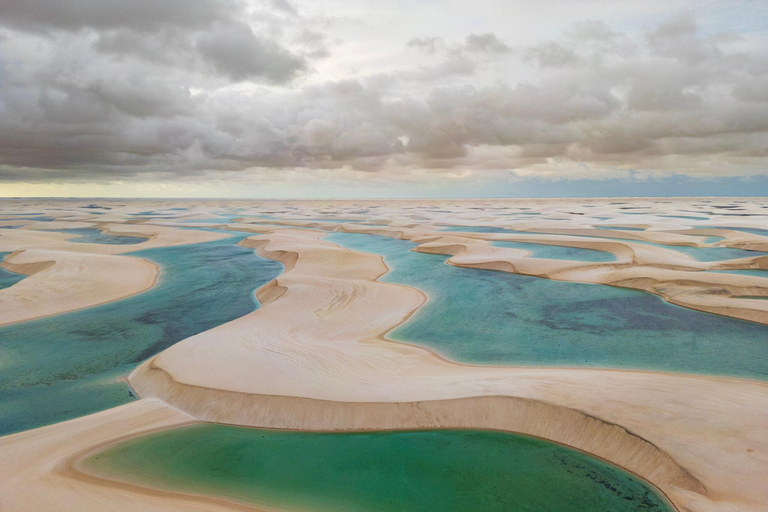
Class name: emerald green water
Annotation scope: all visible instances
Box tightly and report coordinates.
[0,234,283,436]
[325,232,768,379]
[0,252,26,289]
[491,240,616,262]
[84,424,673,512]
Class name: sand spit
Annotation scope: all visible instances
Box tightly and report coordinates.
[0,248,158,327]
[127,229,768,512]
[0,399,270,512]
[0,225,227,325]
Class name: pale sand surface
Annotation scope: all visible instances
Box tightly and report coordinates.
[1,198,767,512]
[0,225,227,325]
[0,398,268,512]
[127,228,768,512]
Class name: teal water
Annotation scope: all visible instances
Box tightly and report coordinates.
[192,214,244,223]
[669,245,765,262]
[0,252,26,289]
[325,233,768,379]
[502,229,766,262]
[84,424,674,512]
[0,234,283,436]
[709,269,768,278]
[491,241,616,262]
[697,226,768,237]
[0,216,55,221]
[658,214,708,220]
[46,227,147,245]
[594,226,645,231]
[440,226,512,233]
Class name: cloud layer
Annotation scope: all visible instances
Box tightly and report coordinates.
[1,1,767,187]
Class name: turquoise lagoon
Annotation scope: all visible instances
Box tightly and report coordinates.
[442,226,764,262]
[325,232,768,379]
[491,240,616,262]
[84,424,674,512]
[501,229,766,262]
[0,234,283,436]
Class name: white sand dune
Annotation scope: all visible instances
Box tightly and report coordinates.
[1,198,767,512]
[125,228,768,512]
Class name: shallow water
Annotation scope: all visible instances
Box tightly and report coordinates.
[440,225,513,233]
[0,234,283,436]
[84,424,674,512]
[491,240,616,262]
[0,252,26,289]
[325,232,768,379]
[594,226,645,231]
[698,226,768,237]
[709,269,768,278]
[503,229,766,262]
[45,227,148,245]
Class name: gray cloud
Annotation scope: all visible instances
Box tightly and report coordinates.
[1,8,767,183]
[196,23,307,82]
[406,37,443,54]
[0,0,237,32]
[463,33,511,54]
[523,41,582,68]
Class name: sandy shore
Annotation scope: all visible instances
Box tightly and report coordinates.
[1,198,767,512]
[0,399,273,512]
[0,225,227,326]
[122,228,768,512]
[324,224,768,325]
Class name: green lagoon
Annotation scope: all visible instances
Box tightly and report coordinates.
[84,424,674,512]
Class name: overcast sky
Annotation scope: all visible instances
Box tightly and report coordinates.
[1,0,767,197]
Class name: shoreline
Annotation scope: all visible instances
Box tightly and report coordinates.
[2,199,767,512]
[127,228,768,512]
[0,225,229,326]
[73,419,678,512]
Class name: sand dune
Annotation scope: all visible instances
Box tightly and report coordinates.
[127,228,768,512]
[2,198,768,512]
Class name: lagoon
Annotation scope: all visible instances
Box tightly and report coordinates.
[84,424,674,512]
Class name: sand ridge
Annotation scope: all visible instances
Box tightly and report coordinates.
[128,227,768,512]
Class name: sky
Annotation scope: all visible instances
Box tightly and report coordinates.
[0,0,767,198]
